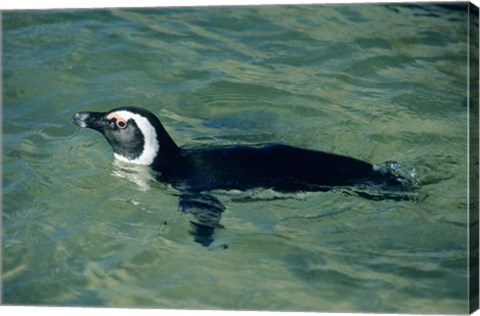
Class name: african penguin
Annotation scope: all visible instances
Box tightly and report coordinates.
[72,106,413,246]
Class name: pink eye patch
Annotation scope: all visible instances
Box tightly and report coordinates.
[107,112,128,129]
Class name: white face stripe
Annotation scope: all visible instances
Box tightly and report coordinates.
[111,110,160,165]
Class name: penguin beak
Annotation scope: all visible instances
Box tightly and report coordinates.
[73,111,111,132]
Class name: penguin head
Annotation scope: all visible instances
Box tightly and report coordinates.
[73,106,178,166]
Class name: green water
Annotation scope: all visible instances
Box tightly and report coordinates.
[2,3,473,313]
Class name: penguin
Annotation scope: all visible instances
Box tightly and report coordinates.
[73,106,415,246]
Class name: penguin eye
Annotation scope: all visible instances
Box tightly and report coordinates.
[116,120,127,129]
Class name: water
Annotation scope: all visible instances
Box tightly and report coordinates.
[2,3,473,313]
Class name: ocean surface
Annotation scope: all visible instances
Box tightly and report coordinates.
[2,3,474,313]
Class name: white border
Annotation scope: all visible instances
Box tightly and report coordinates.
[0,0,477,10]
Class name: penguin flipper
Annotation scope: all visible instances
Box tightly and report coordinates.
[178,193,226,247]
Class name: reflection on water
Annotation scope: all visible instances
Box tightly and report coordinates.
[111,160,158,192]
[2,3,473,313]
